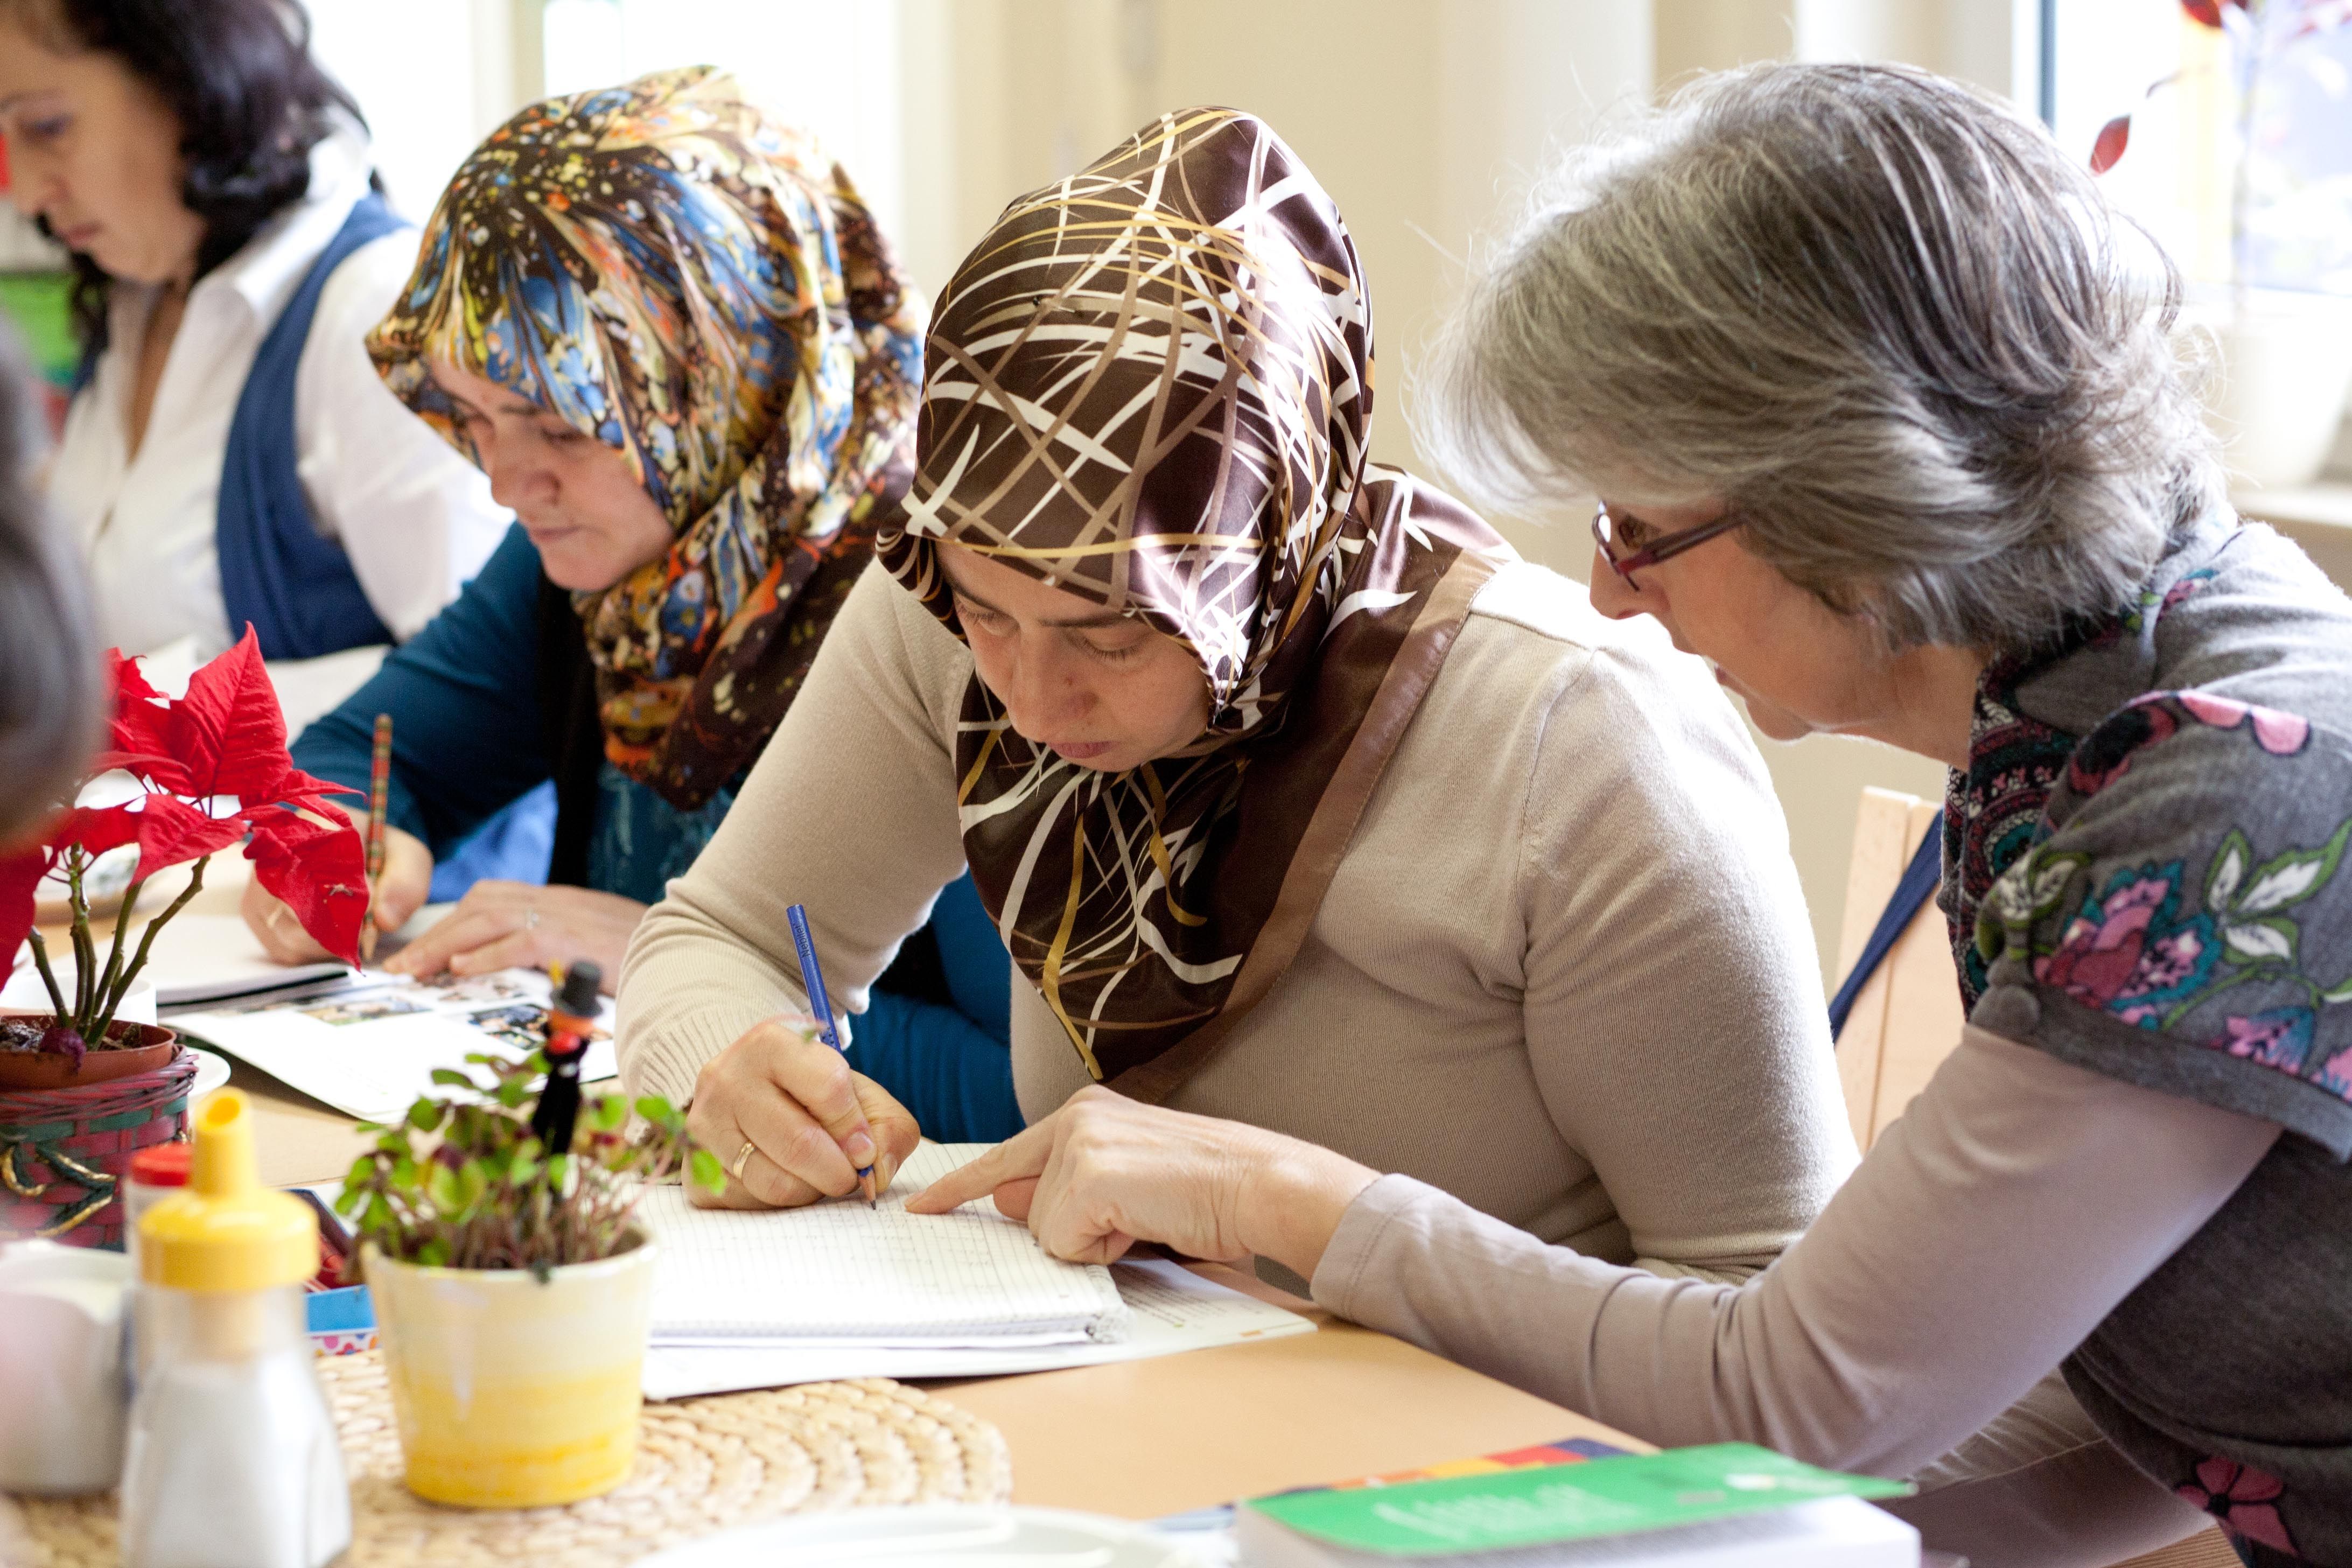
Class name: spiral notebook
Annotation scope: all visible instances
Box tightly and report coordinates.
[638,1143,1131,1347]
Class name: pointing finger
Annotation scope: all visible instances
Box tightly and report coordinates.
[906,1120,1055,1214]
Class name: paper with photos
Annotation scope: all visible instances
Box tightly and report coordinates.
[169,967,616,1122]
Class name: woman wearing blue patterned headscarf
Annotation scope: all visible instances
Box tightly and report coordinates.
[242,68,1020,1144]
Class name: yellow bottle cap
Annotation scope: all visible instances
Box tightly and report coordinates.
[138,1090,317,1292]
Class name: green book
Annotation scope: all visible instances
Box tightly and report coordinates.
[1238,1444,1914,1563]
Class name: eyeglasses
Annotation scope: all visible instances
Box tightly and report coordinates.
[1591,501,1746,584]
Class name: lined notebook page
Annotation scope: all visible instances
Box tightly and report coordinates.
[638,1143,1129,1343]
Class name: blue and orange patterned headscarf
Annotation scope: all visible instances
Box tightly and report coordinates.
[368,67,923,808]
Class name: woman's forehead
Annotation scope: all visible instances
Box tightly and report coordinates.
[937,542,1129,625]
[429,359,543,417]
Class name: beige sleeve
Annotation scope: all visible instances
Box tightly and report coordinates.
[1312,1025,2280,1478]
[1517,640,1854,1279]
[614,562,973,1109]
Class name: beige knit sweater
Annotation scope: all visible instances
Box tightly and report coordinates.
[617,558,1854,1278]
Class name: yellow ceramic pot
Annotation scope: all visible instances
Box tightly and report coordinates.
[362,1231,655,1508]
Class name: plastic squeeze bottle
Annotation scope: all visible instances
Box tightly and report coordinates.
[121,1091,352,1568]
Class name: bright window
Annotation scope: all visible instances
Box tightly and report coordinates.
[541,0,906,251]
[2054,0,2352,295]
[303,0,502,223]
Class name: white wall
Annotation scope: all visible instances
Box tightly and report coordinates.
[541,0,909,251]
[304,0,538,223]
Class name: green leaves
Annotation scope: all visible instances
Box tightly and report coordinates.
[1980,848,2087,964]
[2223,916,2298,964]
[2206,829,2251,912]
[335,1040,719,1273]
[2205,818,2351,983]
[2236,818,2351,916]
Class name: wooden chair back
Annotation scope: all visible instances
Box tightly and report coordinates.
[1832,788,1965,1150]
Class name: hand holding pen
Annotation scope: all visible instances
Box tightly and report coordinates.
[678,909,921,1213]
[786,903,875,1207]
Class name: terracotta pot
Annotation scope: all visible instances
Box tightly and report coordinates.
[0,1019,180,1092]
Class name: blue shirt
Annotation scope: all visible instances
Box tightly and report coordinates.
[293,524,1021,1141]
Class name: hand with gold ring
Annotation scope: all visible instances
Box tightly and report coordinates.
[380,881,644,992]
[686,1014,922,1211]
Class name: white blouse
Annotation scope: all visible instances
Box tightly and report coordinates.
[45,121,507,664]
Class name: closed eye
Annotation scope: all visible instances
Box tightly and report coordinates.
[1076,631,1148,663]
[950,593,1014,635]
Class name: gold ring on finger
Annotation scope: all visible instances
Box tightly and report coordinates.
[729,1139,757,1185]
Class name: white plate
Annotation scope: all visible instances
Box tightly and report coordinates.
[638,1505,1208,1567]
[188,1048,232,1101]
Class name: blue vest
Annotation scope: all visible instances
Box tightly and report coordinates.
[216,192,410,660]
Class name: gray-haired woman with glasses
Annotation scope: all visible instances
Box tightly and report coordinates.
[913,64,2352,1566]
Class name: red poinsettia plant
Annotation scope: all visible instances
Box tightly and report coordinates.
[0,631,369,1067]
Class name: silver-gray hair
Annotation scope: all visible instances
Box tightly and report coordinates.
[1417,61,2223,656]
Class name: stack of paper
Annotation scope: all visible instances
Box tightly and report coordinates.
[642,1143,1126,1346]
[636,1143,1315,1399]
[2,913,348,1014]
[144,914,353,1006]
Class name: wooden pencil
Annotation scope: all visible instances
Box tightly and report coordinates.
[360,713,392,964]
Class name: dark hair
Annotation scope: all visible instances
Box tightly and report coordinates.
[0,324,100,845]
[11,0,370,357]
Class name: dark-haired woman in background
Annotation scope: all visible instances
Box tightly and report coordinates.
[0,0,507,728]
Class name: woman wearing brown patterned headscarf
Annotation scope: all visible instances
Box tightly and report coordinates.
[618,111,1849,1289]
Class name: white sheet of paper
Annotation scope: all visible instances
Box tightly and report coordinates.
[6,913,347,1010]
[640,1256,1314,1401]
[639,1143,1128,1345]
[168,968,616,1122]
[135,913,353,1005]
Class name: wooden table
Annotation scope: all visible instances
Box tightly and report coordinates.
[34,860,1647,1519]
[234,1073,1644,1521]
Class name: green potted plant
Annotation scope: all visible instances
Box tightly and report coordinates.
[338,1021,724,1509]
[1,632,365,1245]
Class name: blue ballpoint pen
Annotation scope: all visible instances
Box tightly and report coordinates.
[786,902,877,1207]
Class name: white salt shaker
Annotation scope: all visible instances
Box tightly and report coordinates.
[0,1240,131,1494]
[120,1090,349,1568]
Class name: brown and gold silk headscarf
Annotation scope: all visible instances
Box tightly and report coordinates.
[369,67,924,809]
[879,108,1511,1096]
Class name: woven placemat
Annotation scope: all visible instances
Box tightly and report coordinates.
[4,1350,1011,1567]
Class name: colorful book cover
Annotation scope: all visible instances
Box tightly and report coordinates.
[1144,1436,1636,1544]
[1290,1436,1635,1493]
[1243,1443,1913,1557]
